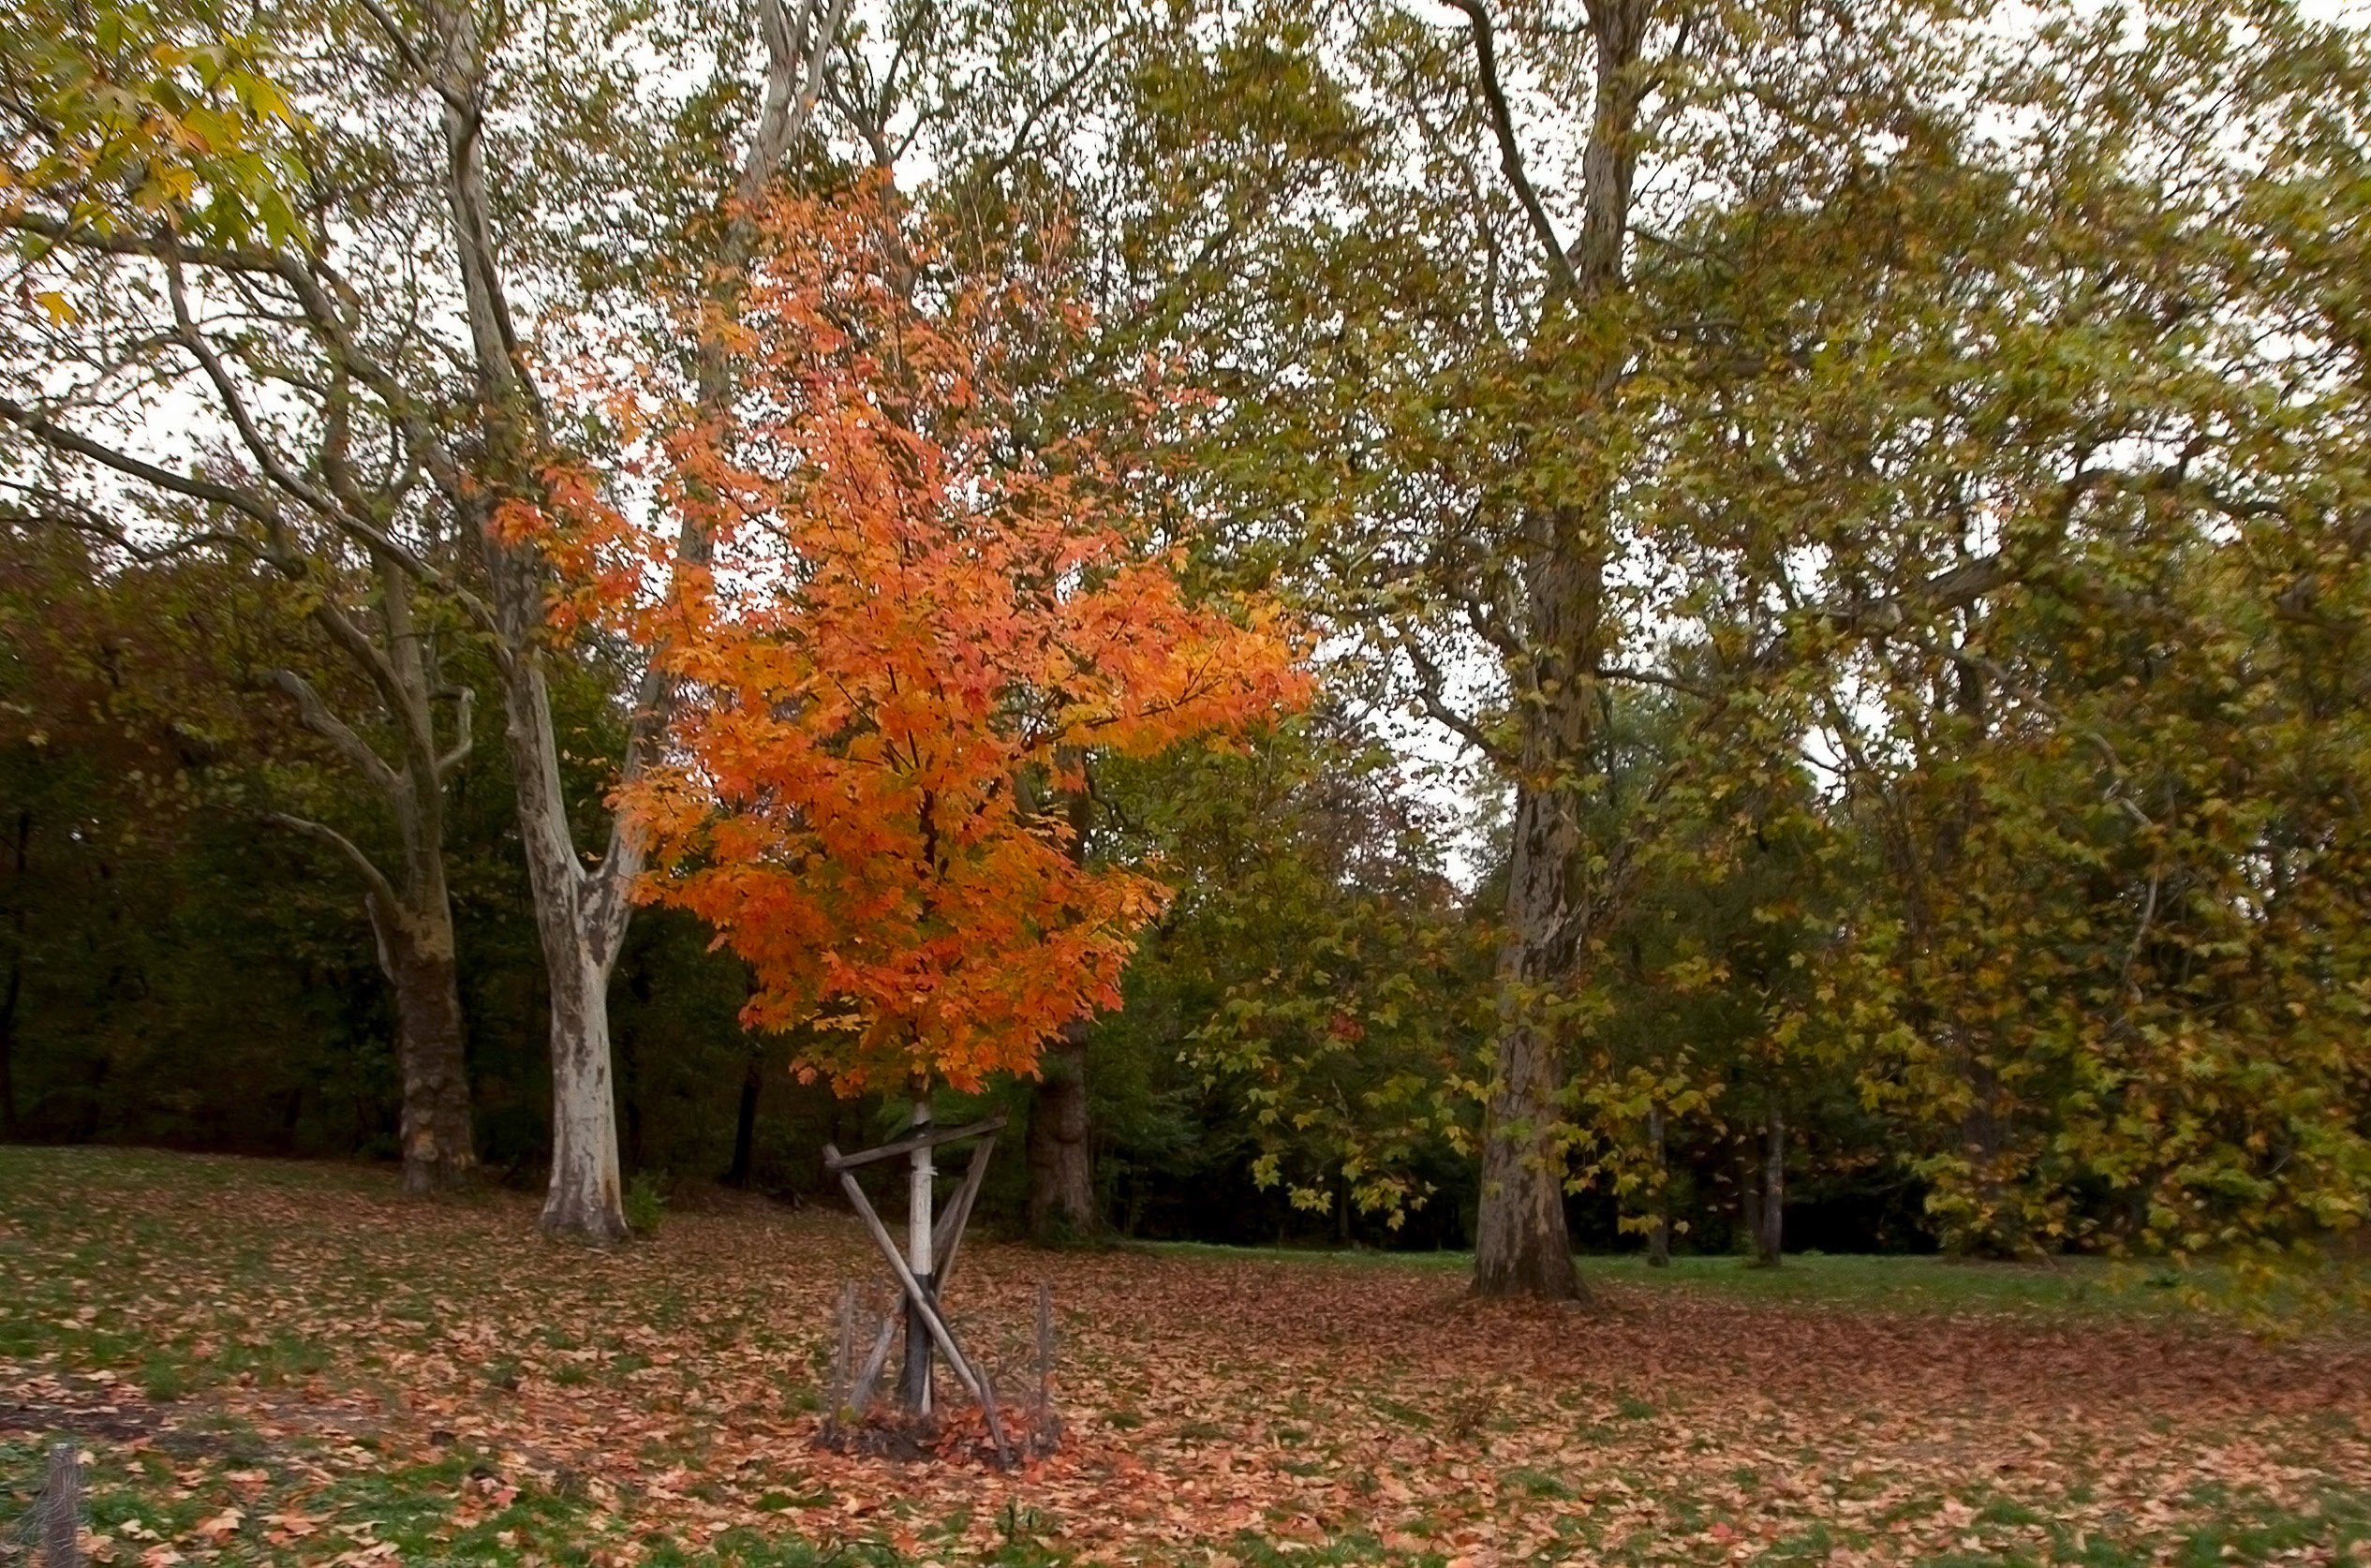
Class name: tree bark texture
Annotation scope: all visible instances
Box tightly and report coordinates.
[371,896,474,1193]
[1027,1019,1096,1241]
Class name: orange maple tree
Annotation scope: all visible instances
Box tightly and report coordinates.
[584,183,1307,1095]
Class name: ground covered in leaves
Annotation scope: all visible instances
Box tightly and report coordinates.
[2,1148,2367,1567]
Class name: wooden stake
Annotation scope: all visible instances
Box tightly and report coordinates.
[826,1282,856,1440]
[931,1131,997,1289]
[848,1303,899,1418]
[45,1441,82,1568]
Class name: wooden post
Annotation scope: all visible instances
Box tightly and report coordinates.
[826,1282,856,1441]
[900,1097,935,1416]
[1034,1280,1055,1449]
[45,1442,82,1568]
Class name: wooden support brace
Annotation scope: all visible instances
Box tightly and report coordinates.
[823,1115,1008,1173]
[931,1131,996,1288]
[843,1132,995,1421]
[823,1146,1014,1467]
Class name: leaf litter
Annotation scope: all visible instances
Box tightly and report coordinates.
[2,1152,2367,1565]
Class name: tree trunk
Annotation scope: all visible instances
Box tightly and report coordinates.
[1647,1102,1671,1267]
[421,0,836,1246]
[725,1051,762,1188]
[900,1097,936,1416]
[1739,1139,1764,1255]
[486,643,632,1243]
[538,938,629,1242]
[1756,1111,1786,1267]
[1459,0,1647,1307]
[1027,1020,1095,1241]
[372,901,475,1193]
[1473,965,1582,1298]
[1473,564,1595,1304]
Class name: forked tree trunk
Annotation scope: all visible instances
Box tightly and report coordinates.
[268,556,481,1199]
[415,0,842,1244]
[1756,1112,1786,1266]
[1027,1021,1095,1241]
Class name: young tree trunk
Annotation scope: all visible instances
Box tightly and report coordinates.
[1647,1102,1671,1267]
[900,1097,936,1416]
[1027,1020,1095,1241]
[1756,1111,1786,1266]
[372,901,475,1193]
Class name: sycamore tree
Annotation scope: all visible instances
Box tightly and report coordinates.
[1068,0,2371,1302]
[3,0,855,1235]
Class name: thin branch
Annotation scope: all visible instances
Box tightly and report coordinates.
[437,687,476,779]
[267,810,400,910]
[0,394,281,527]
[270,669,404,802]
[1389,621,1517,770]
[1444,0,1581,299]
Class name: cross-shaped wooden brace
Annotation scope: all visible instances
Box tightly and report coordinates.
[822,1113,1013,1466]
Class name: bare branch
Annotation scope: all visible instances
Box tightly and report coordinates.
[1388,621,1517,770]
[0,393,281,527]
[1444,0,1581,299]
[270,669,404,802]
[437,687,476,779]
[267,810,401,910]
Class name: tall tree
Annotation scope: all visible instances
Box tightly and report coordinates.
[1,194,483,1188]
[5,0,850,1234]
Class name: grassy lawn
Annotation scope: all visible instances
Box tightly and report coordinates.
[2,1146,2367,1566]
[1138,1241,2281,1318]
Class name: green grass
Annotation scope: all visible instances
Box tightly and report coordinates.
[1136,1238,2349,1320]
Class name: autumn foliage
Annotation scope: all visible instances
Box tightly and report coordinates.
[571,184,1308,1094]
